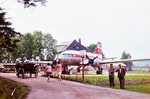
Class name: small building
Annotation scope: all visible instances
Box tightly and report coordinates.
[55,39,91,59]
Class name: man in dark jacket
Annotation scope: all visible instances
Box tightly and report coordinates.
[116,64,126,89]
[108,63,115,87]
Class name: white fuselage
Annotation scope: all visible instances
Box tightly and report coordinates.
[58,50,102,66]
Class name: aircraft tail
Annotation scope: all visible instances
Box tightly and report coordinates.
[93,42,102,55]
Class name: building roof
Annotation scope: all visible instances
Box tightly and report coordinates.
[61,40,91,52]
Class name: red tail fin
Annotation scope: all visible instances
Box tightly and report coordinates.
[94,42,102,54]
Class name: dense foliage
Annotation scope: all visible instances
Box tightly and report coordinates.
[0,30,57,62]
[16,31,57,61]
[121,51,133,70]
[0,9,21,51]
[87,44,96,52]
[0,8,22,62]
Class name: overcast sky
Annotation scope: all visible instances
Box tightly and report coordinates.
[2,0,150,59]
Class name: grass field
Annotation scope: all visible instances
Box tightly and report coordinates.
[64,70,150,94]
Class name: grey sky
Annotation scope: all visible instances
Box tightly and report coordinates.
[2,0,150,58]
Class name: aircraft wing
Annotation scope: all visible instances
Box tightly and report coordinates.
[100,58,150,64]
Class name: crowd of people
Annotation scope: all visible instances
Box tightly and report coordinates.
[15,58,63,82]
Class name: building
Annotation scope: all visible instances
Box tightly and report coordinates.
[55,39,91,59]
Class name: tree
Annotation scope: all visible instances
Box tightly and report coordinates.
[87,44,96,52]
[102,53,105,58]
[15,31,57,61]
[87,44,105,58]
[121,51,133,71]
[0,9,21,62]
[32,31,44,60]
[19,33,35,60]
[42,33,57,60]
[0,9,21,52]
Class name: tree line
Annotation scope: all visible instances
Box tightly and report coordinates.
[0,31,57,62]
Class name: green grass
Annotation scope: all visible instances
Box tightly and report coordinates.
[0,76,29,99]
[64,74,150,94]
[125,84,150,94]
[127,70,150,74]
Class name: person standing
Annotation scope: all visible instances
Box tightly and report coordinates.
[108,63,115,87]
[116,64,126,89]
[15,60,21,76]
[55,61,62,81]
[45,63,52,83]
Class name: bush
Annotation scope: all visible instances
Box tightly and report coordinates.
[0,76,29,99]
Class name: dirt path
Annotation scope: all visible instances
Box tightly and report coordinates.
[0,73,150,99]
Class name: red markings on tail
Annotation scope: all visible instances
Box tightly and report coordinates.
[94,42,102,54]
